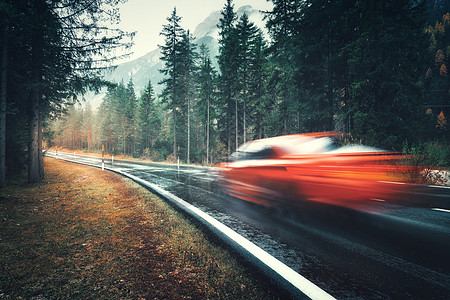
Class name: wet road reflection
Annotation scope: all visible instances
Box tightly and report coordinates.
[47,152,450,299]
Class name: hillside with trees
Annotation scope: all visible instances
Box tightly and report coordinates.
[2,0,449,183]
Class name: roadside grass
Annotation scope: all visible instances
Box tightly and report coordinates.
[0,158,275,299]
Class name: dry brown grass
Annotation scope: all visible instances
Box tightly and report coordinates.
[0,158,276,299]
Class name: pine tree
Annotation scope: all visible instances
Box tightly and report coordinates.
[235,13,270,142]
[179,30,198,163]
[424,11,450,141]
[112,81,128,155]
[0,0,133,183]
[82,103,93,153]
[125,78,137,156]
[236,13,259,143]
[159,7,186,159]
[99,85,120,154]
[217,0,239,153]
[267,0,429,148]
[197,44,217,165]
[266,0,304,135]
[296,0,353,132]
[345,0,428,149]
[0,4,9,186]
[247,31,269,139]
[137,80,161,155]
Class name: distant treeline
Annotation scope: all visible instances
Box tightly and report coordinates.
[48,0,449,166]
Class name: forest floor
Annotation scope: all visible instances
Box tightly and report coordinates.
[0,158,278,299]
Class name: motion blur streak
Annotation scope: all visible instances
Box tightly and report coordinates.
[219,133,414,212]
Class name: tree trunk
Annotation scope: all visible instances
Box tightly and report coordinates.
[173,110,177,159]
[187,95,190,164]
[28,79,42,183]
[28,0,45,183]
[206,96,210,165]
[0,23,8,186]
[257,112,262,139]
[235,97,238,151]
[327,57,334,131]
[122,118,126,155]
[88,127,91,152]
[38,97,44,179]
[243,97,246,143]
[227,112,231,155]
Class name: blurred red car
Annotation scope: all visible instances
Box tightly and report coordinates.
[219,133,411,211]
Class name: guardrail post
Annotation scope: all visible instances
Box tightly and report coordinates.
[102,144,104,171]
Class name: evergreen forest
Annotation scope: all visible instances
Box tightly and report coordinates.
[1,0,449,184]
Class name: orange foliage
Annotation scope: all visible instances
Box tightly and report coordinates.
[435,49,445,64]
[443,13,450,26]
[440,64,448,76]
[437,111,447,130]
[435,20,445,33]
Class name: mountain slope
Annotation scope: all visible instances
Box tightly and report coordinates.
[88,5,266,108]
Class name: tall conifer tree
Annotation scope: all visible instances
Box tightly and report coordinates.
[217,0,239,153]
[179,30,197,163]
[125,78,137,156]
[159,7,186,158]
[266,0,304,134]
[197,44,217,165]
[1,0,133,183]
[137,80,160,154]
[236,13,260,143]
[344,0,428,149]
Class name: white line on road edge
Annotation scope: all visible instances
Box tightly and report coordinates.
[46,153,335,299]
[431,208,450,213]
[121,171,336,300]
[428,185,450,189]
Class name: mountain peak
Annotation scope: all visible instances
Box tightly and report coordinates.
[236,5,257,14]
[92,5,266,109]
[193,10,221,39]
[193,5,265,40]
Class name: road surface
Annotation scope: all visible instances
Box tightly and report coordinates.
[46,151,450,299]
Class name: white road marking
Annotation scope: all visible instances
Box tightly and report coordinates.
[431,208,450,213]
[122,171,336,300]
[428,185,450,189]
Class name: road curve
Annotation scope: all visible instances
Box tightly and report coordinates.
[45,151,450,299]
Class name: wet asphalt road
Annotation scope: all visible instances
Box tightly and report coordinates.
[47,152,450,299]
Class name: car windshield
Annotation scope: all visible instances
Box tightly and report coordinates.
[283,137,336,155]
[230,141,275,161]
[230,136,338,161]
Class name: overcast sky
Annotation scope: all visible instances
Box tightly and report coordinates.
[116,0,273,62]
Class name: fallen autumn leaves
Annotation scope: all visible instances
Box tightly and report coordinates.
[0,158,276,299]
